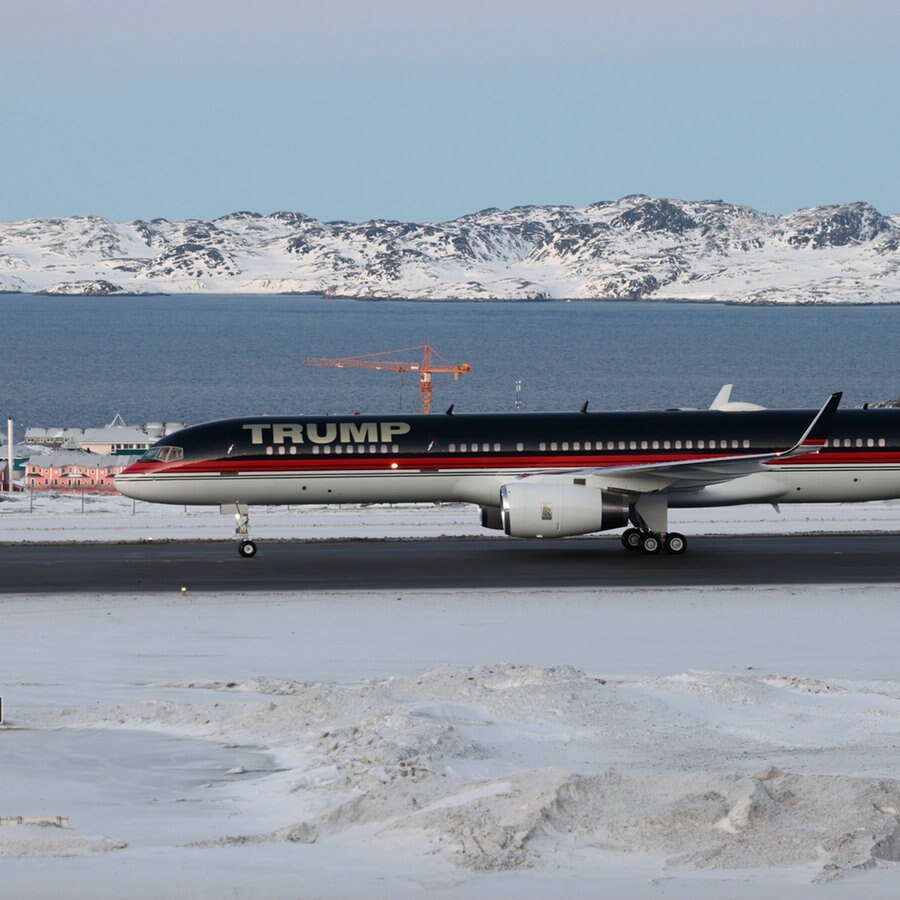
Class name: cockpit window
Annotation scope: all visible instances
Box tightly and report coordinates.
[140,445,184,463]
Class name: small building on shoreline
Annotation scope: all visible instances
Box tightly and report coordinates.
[24,451,127,493]
[25,414,187,457]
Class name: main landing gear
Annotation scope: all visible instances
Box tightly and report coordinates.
[621,494,686,556]
[621,528,688,555]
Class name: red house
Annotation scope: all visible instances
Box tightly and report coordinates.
[25,451,128,494]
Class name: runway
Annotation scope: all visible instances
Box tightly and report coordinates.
[2,533,899,593]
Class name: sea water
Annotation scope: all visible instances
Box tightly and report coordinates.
[1,294,897,427]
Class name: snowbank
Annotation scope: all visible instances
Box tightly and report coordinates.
[2,585,900,897]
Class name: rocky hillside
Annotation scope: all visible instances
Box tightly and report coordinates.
[1,196,898,302]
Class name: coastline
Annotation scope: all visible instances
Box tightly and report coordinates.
[2,291,899,307]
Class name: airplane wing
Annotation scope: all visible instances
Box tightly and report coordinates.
[521,392,842,494]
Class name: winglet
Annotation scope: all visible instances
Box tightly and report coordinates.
[780,392,842,457]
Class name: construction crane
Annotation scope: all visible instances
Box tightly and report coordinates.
[302,344,471,415]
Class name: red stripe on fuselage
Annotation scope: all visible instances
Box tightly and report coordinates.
[119,450,900,478]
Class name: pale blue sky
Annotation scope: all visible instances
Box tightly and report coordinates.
[1,0,898,222]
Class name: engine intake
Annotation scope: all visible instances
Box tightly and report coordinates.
[500,482,630,538]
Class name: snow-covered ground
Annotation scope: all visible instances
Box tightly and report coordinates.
[3,585,900,898]
[2,497,899,897]
[1,491,899,543]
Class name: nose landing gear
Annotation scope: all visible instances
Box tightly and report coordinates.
[231,503,257,558]
[239,539,258,558]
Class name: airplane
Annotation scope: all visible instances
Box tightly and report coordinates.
[115,389,900,558]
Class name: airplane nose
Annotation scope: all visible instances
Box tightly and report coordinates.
[115,461,159,499]
[114,472,140,498]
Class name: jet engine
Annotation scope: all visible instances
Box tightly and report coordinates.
[500,482,630,538]
[480,505,504,530]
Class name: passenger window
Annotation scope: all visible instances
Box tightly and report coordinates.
[867,438,874,447]
[663,440,670,449]
[652,441,659,450]
[516,442,524,451]
[573,442,581,451]
[685,440,693,449]
[629,441,636,450]
[392,445,399,453]
[698,440,705,449]
[561,442,569,451]
[312,445,320,454]
[266,446,274,455]
[675,440,682,449]
[540,442,547,451]
[743,440,750,449]
[494,443,501,451]
[550,442,558,451]
[879,438,886,447]
[483,443,490,452]
[335,445,343,454]
[856,438,863,447]
[449,443,456,452]
[460,443,467,452]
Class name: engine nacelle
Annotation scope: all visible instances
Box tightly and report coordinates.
[480,505,504,530]
[500,482,630,538]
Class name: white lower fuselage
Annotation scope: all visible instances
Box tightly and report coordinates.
[115,463,900,508]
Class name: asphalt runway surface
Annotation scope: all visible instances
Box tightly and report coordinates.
[1,534,899,593]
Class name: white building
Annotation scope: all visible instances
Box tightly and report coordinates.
[25,414,187,456]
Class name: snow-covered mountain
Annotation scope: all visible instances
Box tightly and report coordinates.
[1,196,899,302]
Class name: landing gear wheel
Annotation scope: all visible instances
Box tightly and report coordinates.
[621,528,642,551]
[665,532,688,555]
[238,540,257,558]
[640,532,662,555]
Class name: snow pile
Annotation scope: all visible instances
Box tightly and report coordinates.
[0,824,126,859]
[40,662,900,882]
[392,768,900,878]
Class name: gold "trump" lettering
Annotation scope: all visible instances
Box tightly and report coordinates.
[242,422,411,445]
